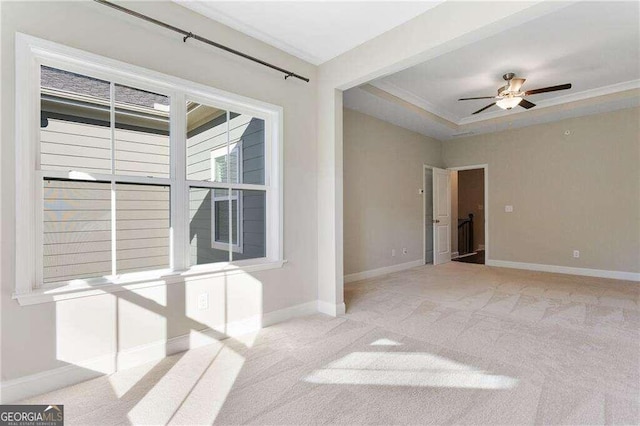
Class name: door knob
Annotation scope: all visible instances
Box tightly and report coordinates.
[433,219,440,223]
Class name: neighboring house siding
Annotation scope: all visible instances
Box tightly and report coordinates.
[42,180,170,283]
[41,119,170,177]
[186,113,266,264]
[43,180,112,282]
[41,119,171,283]
[234,190,266,261]
[39,110,265,281]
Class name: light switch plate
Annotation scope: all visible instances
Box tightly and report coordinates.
[505,205,513,213]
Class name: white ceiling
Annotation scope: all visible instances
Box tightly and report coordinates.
[175,1,443,65]
[176,1,639,140]
[346,1,640,139]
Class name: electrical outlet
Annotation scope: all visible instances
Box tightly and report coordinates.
[573,250,580,258]
[402,248,408,255]
[197,293,209,310]
[391,249,396,257]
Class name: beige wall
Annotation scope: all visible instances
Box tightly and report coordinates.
[343,108,442,275]
[443,107,640,273]
[458,168,485,250]
[1,1,317,385]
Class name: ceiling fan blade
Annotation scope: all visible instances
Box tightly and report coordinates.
[508,78,526,92]
[458,96,496,101]
[525,83,572,96]
[472,103,496,115]
[519,99,536,109]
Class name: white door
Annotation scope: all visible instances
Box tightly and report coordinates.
[432,167,451,265]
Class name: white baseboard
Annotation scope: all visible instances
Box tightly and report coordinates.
[451,251,460,259]
[317,301,346,316]
[0,300,318,404]
[478,245,485,251]
[344,259,424,284]
[262,300,318,327]
[486,259,640,282]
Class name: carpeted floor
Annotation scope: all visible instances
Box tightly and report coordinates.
[21,262,640,425]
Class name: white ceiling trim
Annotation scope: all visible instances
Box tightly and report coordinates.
[174,0,324,64]
[370,80,459,123]
[349,84,639,142]
[370,79,640,126]
[458,79,640,125]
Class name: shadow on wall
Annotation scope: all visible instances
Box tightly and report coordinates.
[2,79,270,411]
[48,274,262,424]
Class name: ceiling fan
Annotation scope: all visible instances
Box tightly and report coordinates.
[459,73,572,115]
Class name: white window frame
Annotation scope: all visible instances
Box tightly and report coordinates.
[209,139,243,253]
[211,190,243,254]
[14,34,284,305]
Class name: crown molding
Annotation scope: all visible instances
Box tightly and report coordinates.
[370,80,460,123]
[174,0,323,65]
[369,78,640,128]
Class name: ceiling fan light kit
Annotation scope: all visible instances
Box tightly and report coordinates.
[458,72,572,115]
[496,96,523,110]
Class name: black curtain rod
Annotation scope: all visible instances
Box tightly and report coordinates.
[93,0,310,83]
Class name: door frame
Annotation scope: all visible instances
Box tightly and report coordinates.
[447,164,489,261]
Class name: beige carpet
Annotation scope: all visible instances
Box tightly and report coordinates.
[21,262,640,425]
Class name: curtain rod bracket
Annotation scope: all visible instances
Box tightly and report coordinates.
[183,32,194,43]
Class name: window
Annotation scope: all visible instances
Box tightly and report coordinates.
[15,34,282,297]
[39,67,172,283]
[186,103,267,262]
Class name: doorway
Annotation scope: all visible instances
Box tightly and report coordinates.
[450,165,488,265]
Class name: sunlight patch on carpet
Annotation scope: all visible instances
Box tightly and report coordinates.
[370,338,402,346]
[304,352,518,390]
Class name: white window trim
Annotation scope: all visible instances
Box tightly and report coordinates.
[14,33,284,305]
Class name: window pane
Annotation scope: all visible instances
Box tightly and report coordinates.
[115,84,170,178]
[116,183,170,274]
[232,190,266,261]
[189,187,230,265]
[230,111,265,185]
[43,179,112,283]
[186,101,230,182]
[40,66,112,174]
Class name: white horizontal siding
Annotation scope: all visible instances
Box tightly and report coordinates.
[115,183,170,274]
[43,180,111,282]
[42,180,170,283]
[41,119,169,178]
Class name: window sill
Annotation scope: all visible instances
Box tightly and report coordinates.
[13,259,287,306]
